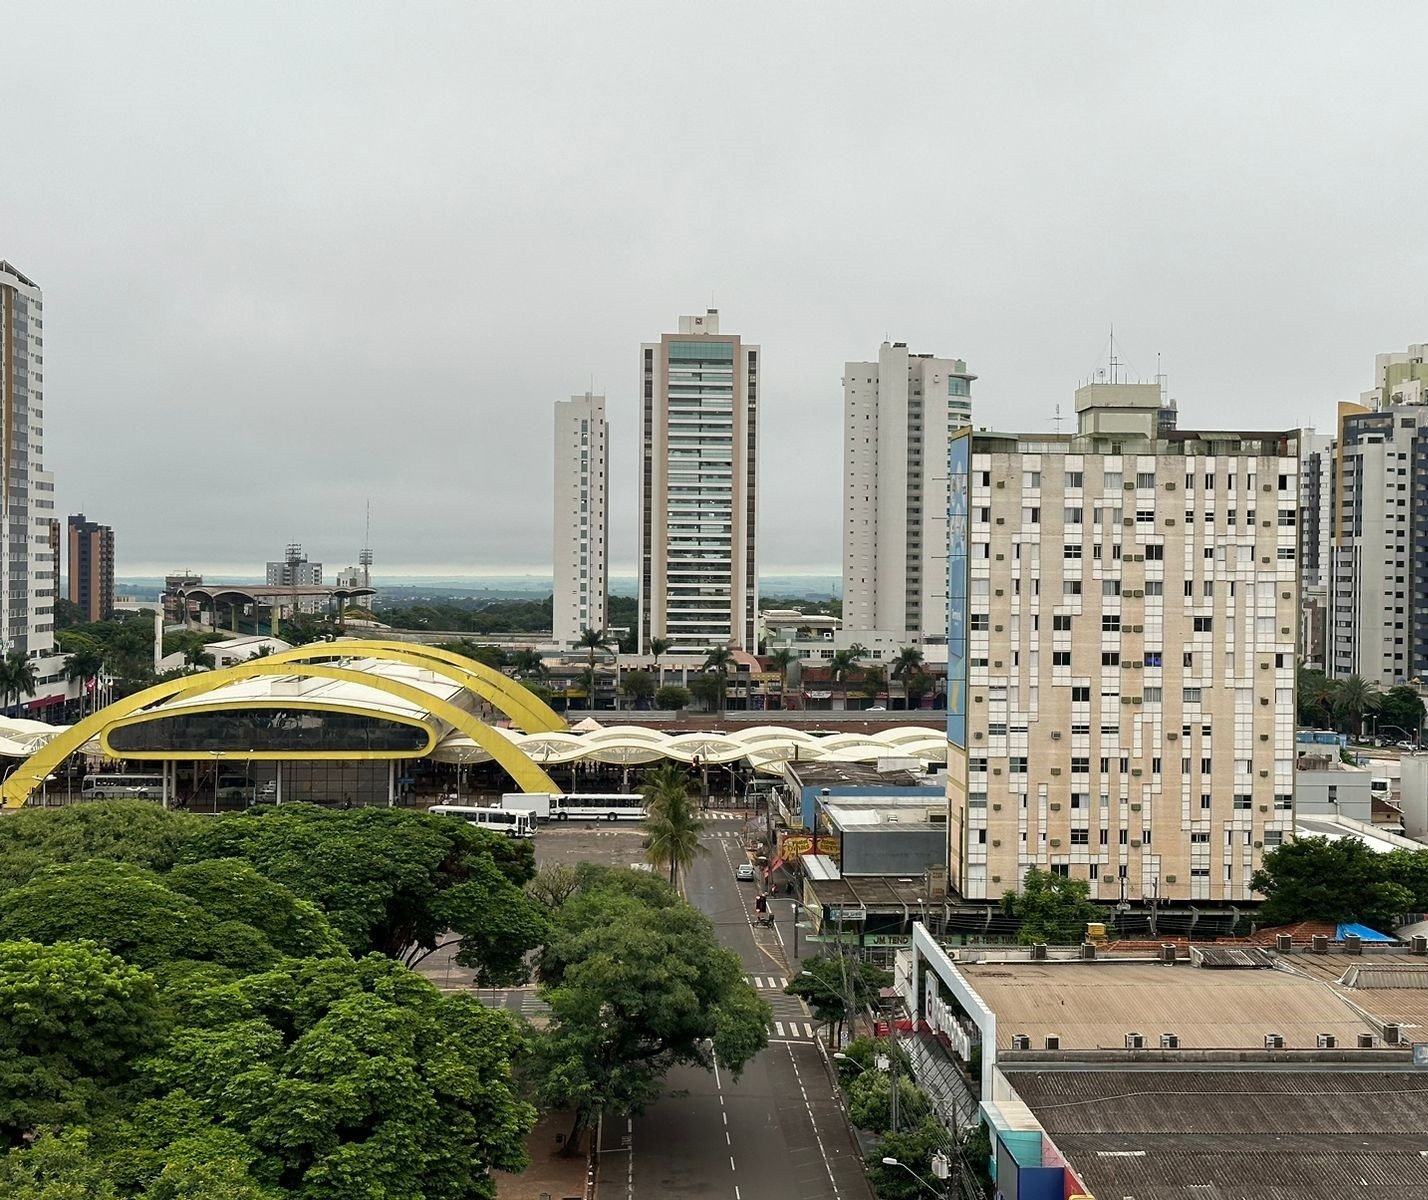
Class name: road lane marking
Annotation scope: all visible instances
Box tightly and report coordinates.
[785,1042,843,1199]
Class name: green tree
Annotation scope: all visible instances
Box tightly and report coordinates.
[0,801,200,892]
[700,645,735,713]
[1,651,38,717]
[182,805,544,980]
[654,684,691,711]
[509,647,546,680]
[525,863,583,911]
[577,627,613,677]
[1376,685,1425,744]
[902,666,934,710]
[688,673,724,712]
[1251,835,1412,930]
[0,939,165,1143]
[784,954,891,1044]
[860,665,887,704]
[1297,666,1338,729]
[1001,868,1102,945]
[533,876,768,1149]
[434,638,508,669]
[620,669,656,710]
[1333,673,1381,738]
[867,1119,954,1200]
[0,1127,121,1198]
[845,1067,929,1135]
[641,765,705,889]
[648,636,670,689]
[64,642,107,719]
[766,647,796,709]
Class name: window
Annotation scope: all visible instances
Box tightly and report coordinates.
[1264,830,1284,847]
[1024,507,1041,524]
[1102,651,1120,666]
[1145,544,1164,561]
[1119,829,1129,845]
[1201,758,1212,773]
[1052,651,1071,666]
[1099,828,1110,845]
[1071,793,1087,809]
[1274,794,1293,810]
[1071,686,1091,702]
[1233,795,1252,810]
[1201,794,1212,810]
[1102,615,1121,632]
[970,613,989,631]
[1066,471,1083,488]
[1065,507,1083,524]
[988,723,1008,737]
[1278,509,1296,526]
[1070,829,1090,844]
[1053,614,1073,631]
[1103,579,1121,596]
[1136,472,1156,488]
[1103,472,1122,489]
[1010,756,1027,773]
[1144,652,1162,667]
[1191,831,1210,843]
[1064,543,1083,559]
[1145,580,1163,595]
[1193,617,1213,633]
[1064,581,1082,596]
[1024,471,1041,489]
[1144,686,1162,701]
[1136,509,1155,524]
[1071,757,1090,773]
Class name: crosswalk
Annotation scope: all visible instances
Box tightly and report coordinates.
[770,1019,819,1041]
[701,810,746,821]
[748,974,788,989]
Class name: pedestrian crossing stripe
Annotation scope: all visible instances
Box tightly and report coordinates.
[701,811,743,820]
[747,975,788,989]
[770,1021,817,1039]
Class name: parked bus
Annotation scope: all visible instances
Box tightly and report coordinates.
[80,774,165,801]
[428,804,535,839]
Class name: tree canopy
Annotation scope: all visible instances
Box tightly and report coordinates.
[1001,868,1102,944]
[1251,836,1419,930]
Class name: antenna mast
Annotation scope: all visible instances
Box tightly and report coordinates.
[359,501,373,588]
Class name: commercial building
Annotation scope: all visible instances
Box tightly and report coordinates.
[67,512,115,622]
[843,342,974,645]
[1301,345,1428,686]
[638,310,758,656]
[0,262,66,709]
[948,381,1300,905]
[553,392,608,647]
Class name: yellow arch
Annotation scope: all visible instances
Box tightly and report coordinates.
[258,639,564,733]
[1,660,560,809]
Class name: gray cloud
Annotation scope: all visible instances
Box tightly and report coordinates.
[8,2,1426,576]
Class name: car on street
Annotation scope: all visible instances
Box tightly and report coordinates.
[735,862,756,881]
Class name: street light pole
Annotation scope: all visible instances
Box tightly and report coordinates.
[881,1157,946,1200]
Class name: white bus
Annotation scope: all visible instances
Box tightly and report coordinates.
[554,793,648,822]
[428,804,535,839]
[500,791,650,823]
[80,774,165,801]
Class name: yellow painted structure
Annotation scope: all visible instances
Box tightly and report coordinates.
[0,641,563,809]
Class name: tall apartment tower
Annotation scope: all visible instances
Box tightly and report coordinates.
[266,543,322,613]
[1299,345,1428,687]
[553,392,608,647]
[638,310,758,655]
[947,382,1299,906]
[67,513,115,622]
[0,262,60,672]
[843,343,974,644]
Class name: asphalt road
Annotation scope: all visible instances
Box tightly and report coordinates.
[597,820,873,1200]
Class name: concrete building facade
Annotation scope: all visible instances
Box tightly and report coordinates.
[266,544,323,614]
[553,392,608,648]
[0,262,65,707]
[843,343,974,646]
[948,381,1300,905]
[638,310,758,655]
[67,512,115,622]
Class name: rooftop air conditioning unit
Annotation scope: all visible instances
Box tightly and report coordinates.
[1264,1033,1285,1050]
[1357,1033,1376,1049]
[1317,1033,1337,1049]
[1412,935,1428,956]
[1125,1032,1145,1049]
[1030,943,1048,960]
[1275,933,1293,953]
[1344,933,1363,955]
[1160,944,1177,964]
[1384,1023,1402,1046]
[1159,1033,1179,1049]
[1080,942,1097,960]
[1011,1034,1030,1051]
[1310,934,1329,953]
[1045,1035,1061,1050]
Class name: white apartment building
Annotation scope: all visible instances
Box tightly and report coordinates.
[266,544,323,613]
[1303,345,1428,687]
[0,261,66,708]
[843,343,974,646]
[948,381,1300,905]
[638,310,758,655]
[553,392,608,647]
[1297,426,1334,671]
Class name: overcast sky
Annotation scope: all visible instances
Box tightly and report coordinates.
[6,3,1426,578]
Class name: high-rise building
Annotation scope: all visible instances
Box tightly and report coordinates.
[843,342,974,645]
[1297,427,1335,671]
[267,543,322,612]
[947,381,1300,905]
[1301,345,1428,687]
[0,262,61,691]
[638,310,758,655]
[553,392,608,647]
[67,513,115,622]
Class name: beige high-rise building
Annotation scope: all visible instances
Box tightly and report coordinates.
[843,342,974,645]
[638,310,758,655]
[553,392,608,647]
[948,382,1300,905]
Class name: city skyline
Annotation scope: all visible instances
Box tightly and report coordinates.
[5,6,1427,574]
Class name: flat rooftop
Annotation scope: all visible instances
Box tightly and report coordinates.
[962,959,1375,1049]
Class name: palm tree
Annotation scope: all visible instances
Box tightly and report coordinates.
[1334,674,1382,739]
[902,666,934,710]
[768,647,795,710]
[1297,666,1338,729]
[649,636,671,689]
[891,646,925,711]
[641,764,706,889]
[510,647,547,680]
[65,645,105,718]
[2,651,37,718]
[577,627,613,711]
[702,645,735,714]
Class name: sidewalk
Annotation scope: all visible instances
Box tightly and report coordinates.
[495,1112,590,1200]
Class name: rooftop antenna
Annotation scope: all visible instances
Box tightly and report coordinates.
[359,503,373,588]
[1051,403,1064,434]
[1155,351,1167,402]
[1108,322,1122,385]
